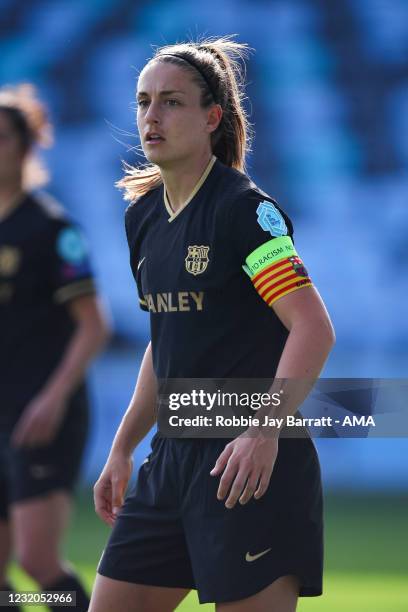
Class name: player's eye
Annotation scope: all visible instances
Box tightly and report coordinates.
[165,99,180,106]
[136,99,149,108]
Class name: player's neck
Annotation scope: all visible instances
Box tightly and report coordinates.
[0,179,25,221]
[161,151,214,213]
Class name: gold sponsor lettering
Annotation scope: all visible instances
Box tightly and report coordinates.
[157,293,168,312]
[167,292,177,312]
[190,291,204,311]
[145,294,156,313]
[143,291,204,313]
[178,291,190,311]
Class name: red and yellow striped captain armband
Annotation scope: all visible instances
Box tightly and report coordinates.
[242,236,313,306]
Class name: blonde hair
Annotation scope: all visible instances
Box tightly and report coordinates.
[0,83,53,189]
[117,36,253,202]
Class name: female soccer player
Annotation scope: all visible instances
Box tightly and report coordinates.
[0,84,109,611]
[91,38,335,612]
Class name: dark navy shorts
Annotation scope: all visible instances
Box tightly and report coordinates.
[98,433,323,604]
[0,385,89,521]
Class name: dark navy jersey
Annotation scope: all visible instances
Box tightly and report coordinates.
[0,193,95,426]
[125,157,312,379]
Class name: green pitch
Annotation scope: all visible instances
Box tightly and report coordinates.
[9,493,407,611]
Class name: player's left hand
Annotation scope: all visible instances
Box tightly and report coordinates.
[11,391,67,448]
[210,434,278,509]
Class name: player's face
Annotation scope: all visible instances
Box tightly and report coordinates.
[0,111,26,184]
[136,61,219,168]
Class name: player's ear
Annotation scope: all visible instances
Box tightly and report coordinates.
[206,104,223,134]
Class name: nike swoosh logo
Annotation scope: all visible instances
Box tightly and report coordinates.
[137,256,146,270]
[245,548,272,562]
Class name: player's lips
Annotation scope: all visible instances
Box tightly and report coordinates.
[145,132,165,145]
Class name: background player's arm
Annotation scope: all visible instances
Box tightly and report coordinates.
[12,294,109,448]
[94,341,157,526]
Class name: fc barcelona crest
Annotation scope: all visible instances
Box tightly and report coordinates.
[0,246,21,277]
[289,256,308,278]
[185,245,210,276]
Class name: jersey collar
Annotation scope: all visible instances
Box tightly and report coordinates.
[164,155,217,223]
[0,191,28,224]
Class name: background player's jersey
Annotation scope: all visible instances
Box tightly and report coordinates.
[0,193,95,427]
[125,157,312,379]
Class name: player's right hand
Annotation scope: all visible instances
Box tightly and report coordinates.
[93,454,133,527]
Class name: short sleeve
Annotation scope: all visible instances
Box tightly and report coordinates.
[228,194,313,306]
[50,221,96,304]
[136,271,149,312]
[124,206,148,312]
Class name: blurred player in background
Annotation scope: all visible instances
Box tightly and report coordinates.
[0,84,109,611]
[91,38,335,611]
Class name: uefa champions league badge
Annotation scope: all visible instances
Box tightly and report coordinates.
[56,227,88,265]
[256,200,288,237]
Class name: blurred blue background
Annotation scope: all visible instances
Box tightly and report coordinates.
[1,0,407,491]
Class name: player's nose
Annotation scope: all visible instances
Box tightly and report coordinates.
[144,100,161,124]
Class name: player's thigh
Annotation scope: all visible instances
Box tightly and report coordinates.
[0,519,12,580]
[89,574,190,612]
[0,464,12,579]
[216,575,299,612]
[11,490,71,559]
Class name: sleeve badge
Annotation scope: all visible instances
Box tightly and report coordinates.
[256,200,288,237]
[56,227,88,265]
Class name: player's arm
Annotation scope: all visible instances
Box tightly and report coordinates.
[252,285,335,431]
[212,286,335,508]
[211,197,335,508]
[94,341,157,526]
[273,284,335,376]
[12,294,109,448]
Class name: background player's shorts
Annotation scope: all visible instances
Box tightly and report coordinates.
[0,385,89,520]
[98,433,323,604]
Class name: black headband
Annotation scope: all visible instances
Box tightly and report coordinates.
[159,53,217,102]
